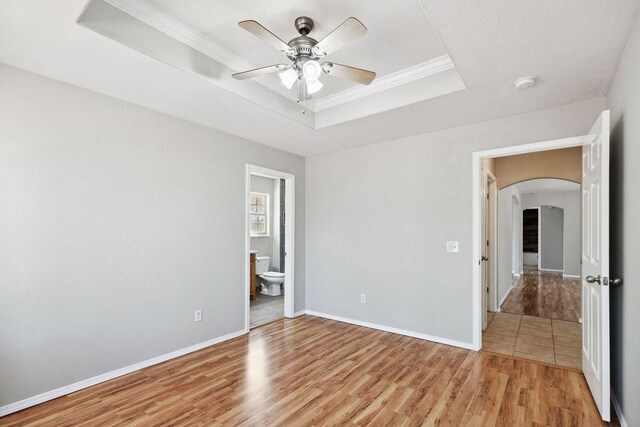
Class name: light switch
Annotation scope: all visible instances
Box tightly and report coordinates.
[446,241,459,253]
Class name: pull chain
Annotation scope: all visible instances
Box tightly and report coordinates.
[297,77,307,115]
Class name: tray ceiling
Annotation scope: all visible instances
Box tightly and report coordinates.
[2,0,639,156]
[77,0,466,128]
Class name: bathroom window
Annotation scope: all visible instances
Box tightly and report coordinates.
[250,192,269,237]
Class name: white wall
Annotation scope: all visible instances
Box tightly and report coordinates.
[250,175,276,268]
[540,206,564,271]
[306,96,604,345]
[607,14,640,424]
[521,191,581,276]
[0,64,306,408]
[497,186,521,305]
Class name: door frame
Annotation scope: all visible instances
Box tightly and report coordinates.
[245,164,295,332]
[471,134,596,350]
[537,206,542,271]
[511,195,520,281]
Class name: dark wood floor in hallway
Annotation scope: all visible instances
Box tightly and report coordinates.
[1,316,614,426]
[500,268,581,321]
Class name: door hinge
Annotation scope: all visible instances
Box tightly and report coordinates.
[486,240,490,247]
[486,286,489,293]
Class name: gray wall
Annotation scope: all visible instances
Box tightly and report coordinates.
[521,191,581,276]
[607,14,640,424]
[306,96,604,344]
[0,64,306,407]
[250,175,276,268]
[540,206,564,271]
[497,186,521,305]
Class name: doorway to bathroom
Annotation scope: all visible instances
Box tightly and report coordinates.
[245,164,295,330]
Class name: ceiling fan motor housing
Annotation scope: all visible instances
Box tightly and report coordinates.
[287,17,320,61]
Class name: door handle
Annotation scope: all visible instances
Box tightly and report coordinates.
[586,275,601,285]
[481,256,489,261]
[610,278,623,286]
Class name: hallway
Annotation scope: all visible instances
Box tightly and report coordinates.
[500,269,581,322]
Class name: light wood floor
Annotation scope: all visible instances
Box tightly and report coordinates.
[1,316,614,426]
[500,269,581,321]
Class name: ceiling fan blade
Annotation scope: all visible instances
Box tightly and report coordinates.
[313,17,367,56]
[322,63,376,85]
[239,20,294,55]
[232,64,288,80]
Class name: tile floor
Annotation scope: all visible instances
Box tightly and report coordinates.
[483,312,582,369]
[250,290,284,328]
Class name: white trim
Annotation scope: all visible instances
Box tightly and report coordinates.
[293,310,307,317]
[103,0,255,73]
[472,133,596,351]
[313,55,455,111]
[539,268,564,273]
[246,164,295,332]
[563,274,581,279]
[537,207,542,271]
[498,285,514,307]
[0,329,245,417]
[611,391,628,427]
[305,310,475,350]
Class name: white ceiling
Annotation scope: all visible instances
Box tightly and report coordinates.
[1,0,639,156]
[515,179,580,194]
[144,0,447,97]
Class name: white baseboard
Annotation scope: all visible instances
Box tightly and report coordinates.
[562,274,580,279]
[539,268,564,273]
[304,310,475,350]
[498,285,514,307]
[0,329,246,417]
[612,390,628,427]
[293,309,307,317]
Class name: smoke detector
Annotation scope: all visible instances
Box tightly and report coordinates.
[514,76,536,90]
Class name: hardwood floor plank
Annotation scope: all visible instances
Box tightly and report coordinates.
[500,270,580,321]
[1,316,615,426]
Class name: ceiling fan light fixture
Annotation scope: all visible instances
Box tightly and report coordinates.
[307,79,323,94]
[302,60,322,81]
[279,68,298,89]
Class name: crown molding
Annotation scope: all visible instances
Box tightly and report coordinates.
[102,0,296,100]
[103,0,254,71]
[94,0,460,122]
[313,55,454,111]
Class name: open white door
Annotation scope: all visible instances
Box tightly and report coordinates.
[581,110,610,421]
[481,168,489,329]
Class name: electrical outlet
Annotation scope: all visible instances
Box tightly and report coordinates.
[194,309,202,322]
[360,294,366,304]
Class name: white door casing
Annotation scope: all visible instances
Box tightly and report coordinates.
[581,110,610,421]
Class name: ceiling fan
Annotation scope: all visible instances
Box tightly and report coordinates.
[232,16,376,100]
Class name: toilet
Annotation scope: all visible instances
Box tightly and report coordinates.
[255,256,285,297]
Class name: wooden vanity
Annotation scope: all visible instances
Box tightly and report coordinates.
[249,252,256,300]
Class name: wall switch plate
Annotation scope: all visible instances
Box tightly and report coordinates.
[360,294,366,304]
[194,309,202,322]
[446,241,459,253]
